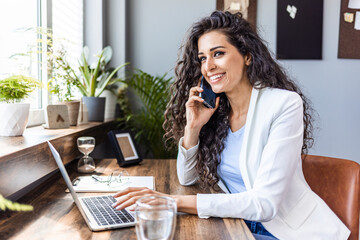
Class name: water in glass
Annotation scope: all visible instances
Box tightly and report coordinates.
[136,196,176,240]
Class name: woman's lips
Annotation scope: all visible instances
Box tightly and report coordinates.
[209,73,225,84]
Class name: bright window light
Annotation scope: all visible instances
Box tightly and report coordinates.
[0,0,83,112]
[0,0,38,107]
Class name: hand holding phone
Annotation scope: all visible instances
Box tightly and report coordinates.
[199,76,217,108]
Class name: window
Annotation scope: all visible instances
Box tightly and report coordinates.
[0,0,83,124]
[51,0,84,104]
[0,0,39,107]
[52,0,83,68]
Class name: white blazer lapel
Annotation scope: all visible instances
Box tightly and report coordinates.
[239,87,260,190]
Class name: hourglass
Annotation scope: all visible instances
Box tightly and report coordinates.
[77,136,96,173]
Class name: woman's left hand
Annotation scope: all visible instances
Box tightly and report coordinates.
[111,187,167,211]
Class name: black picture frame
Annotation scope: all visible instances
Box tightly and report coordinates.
[276,0,323,59]
[107,130,142,167]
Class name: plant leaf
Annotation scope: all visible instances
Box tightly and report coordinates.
[102,46,112,64]
[118,70,174,158]
[0,75,42,103]
[96,62,129,97]
[80,46,90,65]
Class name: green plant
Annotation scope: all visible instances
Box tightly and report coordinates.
[0,75,42,103]
[9,27,77,102]
[11,28,126,101]
[48,47,78,102]
[49,46,128,98]
[116,84,131,118]
[75,46,129,97]
[0,194,33,211]
[117,70,176,158]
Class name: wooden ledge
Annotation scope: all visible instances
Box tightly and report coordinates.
[0,121,116,199]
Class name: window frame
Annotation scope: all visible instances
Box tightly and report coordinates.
[29,0,84,127]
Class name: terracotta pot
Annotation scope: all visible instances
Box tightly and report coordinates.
[64,101,80,126]
[77,101,88,125]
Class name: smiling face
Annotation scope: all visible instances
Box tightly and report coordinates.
[197,30,251,95]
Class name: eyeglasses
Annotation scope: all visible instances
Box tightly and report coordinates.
[91,170,130,187]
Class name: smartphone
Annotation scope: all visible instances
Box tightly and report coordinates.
[199,76,217,108]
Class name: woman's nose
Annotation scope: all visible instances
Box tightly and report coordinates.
[204,58,216,72]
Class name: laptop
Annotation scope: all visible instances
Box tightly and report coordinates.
[47,141,136,231]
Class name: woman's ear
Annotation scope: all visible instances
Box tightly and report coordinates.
[245,54,252,66]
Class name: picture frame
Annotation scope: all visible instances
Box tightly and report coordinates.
[276,0,323,59]
[338,0,360,59]
[107,130,142,167]
[216,0,257,30]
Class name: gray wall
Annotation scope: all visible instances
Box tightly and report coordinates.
[84,0,126,71]
[104,0,126,70]
[257,0,360,162]
[84,0,105,62]
[105,0,359,163]
[126,0,216,75]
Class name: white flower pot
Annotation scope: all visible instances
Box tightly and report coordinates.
[0,103,30,136]
[100,90,117,120]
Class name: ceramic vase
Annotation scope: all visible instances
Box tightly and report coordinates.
[0,103,30,136]
[82,96,106,122]
[100,90,117,121]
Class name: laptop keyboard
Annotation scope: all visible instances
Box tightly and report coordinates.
[82,195,135,226]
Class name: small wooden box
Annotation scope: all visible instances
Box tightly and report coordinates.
[43,104,70,129]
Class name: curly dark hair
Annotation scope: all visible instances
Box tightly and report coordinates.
[163,11,314,188]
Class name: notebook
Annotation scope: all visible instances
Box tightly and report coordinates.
[48,141,136,231]
[70,175,154,192]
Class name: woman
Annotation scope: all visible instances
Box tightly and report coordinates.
[112,11,350,239]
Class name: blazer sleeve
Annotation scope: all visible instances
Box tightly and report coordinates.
[197,92,304,221]
[176,137,199,185]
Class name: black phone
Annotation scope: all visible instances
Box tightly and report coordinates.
[199,76,216,108]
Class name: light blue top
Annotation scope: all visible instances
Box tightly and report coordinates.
[217,126,246,194]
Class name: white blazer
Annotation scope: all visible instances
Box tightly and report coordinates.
[177,87,350,240]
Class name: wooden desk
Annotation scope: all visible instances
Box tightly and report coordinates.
[0,159,255,240]
[0,121,116,199]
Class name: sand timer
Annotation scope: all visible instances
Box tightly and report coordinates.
[77,136,96,173]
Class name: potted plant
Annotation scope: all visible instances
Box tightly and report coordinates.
[74,46,128,122]
[48,47,81,126]
[0,75,42,136]
[51,46,128,122]
[117,70,176,158]
[32,28,127,122]
[11,28,81,126]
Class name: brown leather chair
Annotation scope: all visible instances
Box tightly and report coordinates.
[302,155,360,240]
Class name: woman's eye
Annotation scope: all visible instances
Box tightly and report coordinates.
[214,51,224,57]
[199,56,206,62]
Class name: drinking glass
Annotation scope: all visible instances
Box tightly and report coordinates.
[135,196,177,240]
[77,136,95,173]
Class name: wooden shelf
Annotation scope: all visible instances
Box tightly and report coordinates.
[0,121,116,199]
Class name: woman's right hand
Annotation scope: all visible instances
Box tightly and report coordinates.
[182,86,219,149]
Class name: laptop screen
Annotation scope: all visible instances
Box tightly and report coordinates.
[48,141,85,211]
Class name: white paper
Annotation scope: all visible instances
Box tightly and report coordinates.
[355,12,360,30]
[287,5,297,19]
[230,2,241,11]
[348,0,360,9]
[70,176,155,192]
